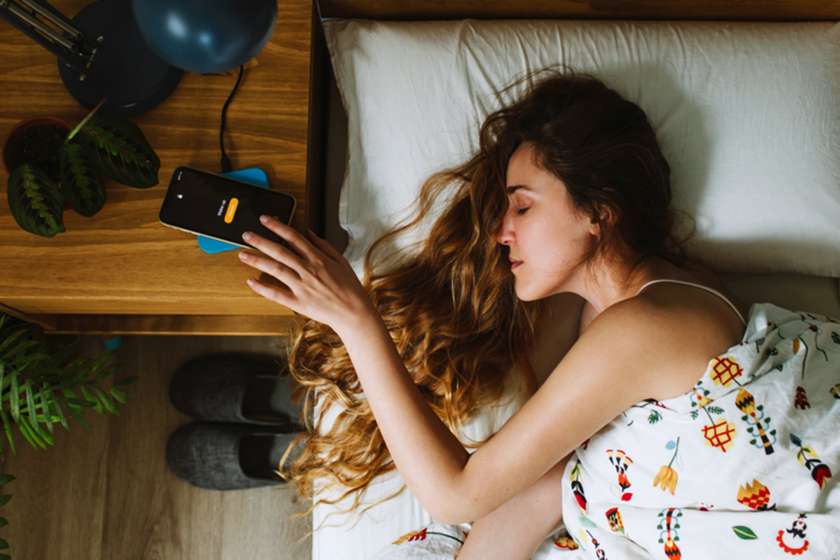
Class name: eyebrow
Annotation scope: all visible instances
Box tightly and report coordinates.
[505,185,533,194]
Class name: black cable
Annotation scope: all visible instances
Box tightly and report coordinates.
[220,64,245,173]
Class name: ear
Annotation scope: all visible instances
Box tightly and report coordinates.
[588,205,613,236]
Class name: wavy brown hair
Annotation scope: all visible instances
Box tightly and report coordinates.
[276,65,693,538]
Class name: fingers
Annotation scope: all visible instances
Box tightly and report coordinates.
[239,250,300,286]
[246,274,296,306]
[258,215,322,264]
[304,228,343,261]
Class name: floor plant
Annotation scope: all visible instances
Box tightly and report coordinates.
[0,312,136,559]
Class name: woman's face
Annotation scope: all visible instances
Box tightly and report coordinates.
[496,142,599,301]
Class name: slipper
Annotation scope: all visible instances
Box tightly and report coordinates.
[165,421,306,490]
[169,350,305,427]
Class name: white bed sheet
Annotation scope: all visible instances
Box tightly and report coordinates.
[316,25,840,560]
[309,279,840,560]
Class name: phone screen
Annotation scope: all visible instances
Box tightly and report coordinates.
[158,166,297,248]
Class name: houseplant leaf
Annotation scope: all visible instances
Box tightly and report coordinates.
[77,115,159,188]
[60,138,105,217]
[0,408,16,455]
[2,119,70,183]
[6,164,65,238]
[0,312,136,557]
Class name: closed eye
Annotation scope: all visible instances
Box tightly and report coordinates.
[516,207,529,215]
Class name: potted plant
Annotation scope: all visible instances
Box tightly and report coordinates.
[0,311,136,559]
[2,99,160,238]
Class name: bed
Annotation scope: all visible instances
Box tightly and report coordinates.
[308,2,840,558]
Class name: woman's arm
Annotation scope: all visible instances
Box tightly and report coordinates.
[340,298,668,524]
[456,357,566,560]
[237,218,660,524]
[340,315,471,522]
[456,455,570,560]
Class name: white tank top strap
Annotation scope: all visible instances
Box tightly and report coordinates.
[635,279,746,326]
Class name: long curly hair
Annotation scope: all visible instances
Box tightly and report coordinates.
[276,65,693,537]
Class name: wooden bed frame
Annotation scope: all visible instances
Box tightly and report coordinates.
[315,0,840,21]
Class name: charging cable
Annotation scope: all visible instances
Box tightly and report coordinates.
[220,64,245,173]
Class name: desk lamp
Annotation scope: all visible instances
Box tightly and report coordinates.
[0,0,277,116]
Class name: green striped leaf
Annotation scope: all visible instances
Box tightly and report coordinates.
[50,394,70,430]
[18,417,45,449]
[25,380,37,426]
[0,408,16,455]
[60,138,105,217]
[9,372,19,421]
[78,115,159,188]
[6,164,65,237]
[92,386,116,414]
[732,525,758,540]
[0,328,27,358]
[110,387,127,404]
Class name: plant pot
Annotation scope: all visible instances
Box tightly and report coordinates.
[3,117,71,183]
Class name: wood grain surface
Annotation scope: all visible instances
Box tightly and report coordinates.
[2,334,312,560]
[0,0,314,332]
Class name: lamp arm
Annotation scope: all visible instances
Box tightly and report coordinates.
[0,0,98,76]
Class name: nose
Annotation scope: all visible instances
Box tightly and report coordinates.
[496,208,514,246]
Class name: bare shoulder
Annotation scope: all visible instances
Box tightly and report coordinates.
[589,293,743,401]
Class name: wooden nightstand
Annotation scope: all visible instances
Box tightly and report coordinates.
[0,0,329,336]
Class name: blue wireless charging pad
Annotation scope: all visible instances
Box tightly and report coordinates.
[197,166,269,254]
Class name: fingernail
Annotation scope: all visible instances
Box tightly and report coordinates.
[242,231,252,241]
[260,215,269,224]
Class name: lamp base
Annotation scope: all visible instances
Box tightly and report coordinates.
[57,0,183,117]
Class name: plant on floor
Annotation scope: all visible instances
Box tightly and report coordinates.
[0,312,137,559]
[4,98,160,238]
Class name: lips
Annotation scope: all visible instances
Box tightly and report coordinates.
[511,260,523,269]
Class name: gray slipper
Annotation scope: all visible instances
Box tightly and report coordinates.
[169,351,304,427]
[165,421,306,490]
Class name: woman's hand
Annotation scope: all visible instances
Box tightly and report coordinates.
[237,214,377,335]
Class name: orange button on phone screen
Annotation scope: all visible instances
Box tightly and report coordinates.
[224,198,239,224]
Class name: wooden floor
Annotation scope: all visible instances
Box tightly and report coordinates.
[3,333,312,560]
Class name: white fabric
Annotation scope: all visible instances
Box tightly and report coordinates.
[313,17,840,560]
[323,18,840,278]
[318,300,840,560]
[557,301,840,557]
[310,275,840,560]
[371,523,468,559]
[311,364,533,559]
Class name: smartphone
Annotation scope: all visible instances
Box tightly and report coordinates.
[158,166,297,249]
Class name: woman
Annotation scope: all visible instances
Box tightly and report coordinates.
[238,68,839,558]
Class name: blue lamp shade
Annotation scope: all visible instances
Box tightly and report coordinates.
[132,0,277,74]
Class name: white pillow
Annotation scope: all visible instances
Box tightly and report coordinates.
[323,19,840,278]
